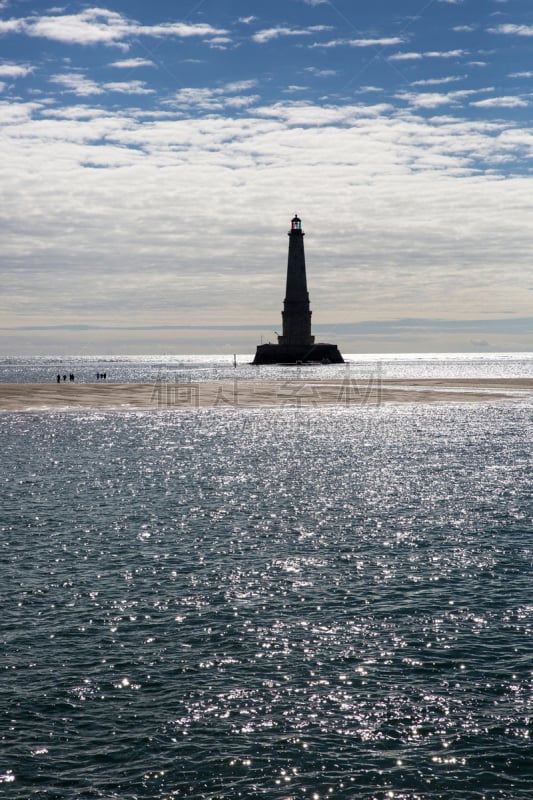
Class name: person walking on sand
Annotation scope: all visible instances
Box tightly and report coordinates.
[56,374,61,383]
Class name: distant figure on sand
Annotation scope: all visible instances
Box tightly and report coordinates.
[56,374,60,383]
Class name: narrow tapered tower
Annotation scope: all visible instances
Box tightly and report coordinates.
[278,215,314,347]
[253,215,344,365]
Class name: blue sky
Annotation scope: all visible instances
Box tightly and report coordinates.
[1,0,532,354]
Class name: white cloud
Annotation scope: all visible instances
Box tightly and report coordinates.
[411,76,465,86]
[471,96,528,108]
[0,100,42,123]
[389,49,467,61]
[0,8,228,47]
[206,36,233,49]
[224,95,260,108]
[51,73,154,96]
[238,17,257,25]
[109,58,156,69]
[167,80,259,111]
[224,80,258,93]
[0,63,33,78]
[41,105,115,120]
[398,91,465,108]
[489,24,533,36]
[103,81,154,95]
[0,18,20,34]
[305,67,337,77]
[51,73,103,96]
[252,26,331,44]
[399,87,494,108]
[389,52,423,61]
[312,37,404,49]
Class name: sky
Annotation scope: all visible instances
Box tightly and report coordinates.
[1,0,532,355]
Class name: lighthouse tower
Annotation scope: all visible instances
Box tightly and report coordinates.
[253,215,344,365]
[277,215,315,347]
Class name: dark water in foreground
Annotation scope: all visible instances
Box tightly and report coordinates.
[1,402,532,799]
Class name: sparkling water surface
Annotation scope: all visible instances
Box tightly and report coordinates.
[1,352,532,384]
[1,356,532,799]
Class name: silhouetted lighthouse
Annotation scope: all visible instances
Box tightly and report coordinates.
[253,215,343,365]
[278,215,314,348]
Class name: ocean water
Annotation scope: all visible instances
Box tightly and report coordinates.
[1,351,532,384]
[1,356,532,799]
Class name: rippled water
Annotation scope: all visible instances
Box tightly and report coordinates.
[1,352,532,384]
[1,400,531,799]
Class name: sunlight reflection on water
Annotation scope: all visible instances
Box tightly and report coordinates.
[1,401,531,798]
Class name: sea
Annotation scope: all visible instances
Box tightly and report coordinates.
[1,353,532,800]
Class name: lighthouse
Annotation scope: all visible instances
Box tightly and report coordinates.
[277,214,314,347]
[253,215,344,365]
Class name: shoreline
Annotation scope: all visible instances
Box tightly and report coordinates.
[0,378,531,411]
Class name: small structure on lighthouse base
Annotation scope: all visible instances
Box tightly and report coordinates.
[253,215,344,365]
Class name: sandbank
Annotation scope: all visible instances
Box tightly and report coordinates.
[0,378,531,411]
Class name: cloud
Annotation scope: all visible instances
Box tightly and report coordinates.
[51,72,103,96]
[304,67,337,77]
[411,76,465,86]
[0,8,228,48]
[41,105,116,120]
[109,58,156,69]
[398,87,494,108]
[312,37,405,49]
[223,80,258,93]
[489,24,533,36]
[283,85,308,94]
[471,96,528,108]
[0,62,33,78]
[166,80,259,111]
[103,81,154,95]
[0,18,20,34]
[389,49,467,61]
[51,72,154,96]
[206,36,233,49]
[252,26,330,44]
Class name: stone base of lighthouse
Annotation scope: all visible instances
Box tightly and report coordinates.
[253,342,344,365]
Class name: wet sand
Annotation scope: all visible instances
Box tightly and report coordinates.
[0,378,531,411]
